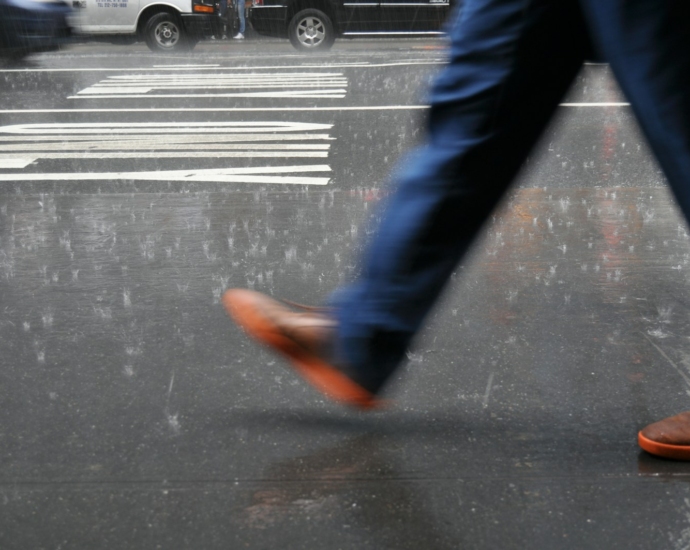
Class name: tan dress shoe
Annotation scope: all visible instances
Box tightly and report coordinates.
[222,289,384,410]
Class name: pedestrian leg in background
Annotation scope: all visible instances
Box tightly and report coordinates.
[220,0,228,38]
[223,0,591,408]
[220,0,228,39]
[233,0,245,39]
[212,0,228,38]
[578,0,690,460]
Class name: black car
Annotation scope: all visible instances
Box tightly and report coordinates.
[0,0,72,58]
[250,0,451,51]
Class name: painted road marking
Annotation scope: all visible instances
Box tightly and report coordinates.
[0,122,335,185]
[560,102,630,107]
[0,137,331,146]
[0,60,443,73]
[0,158,34,168]
[0,103,630,114]
[71,91,348,99]
[152,64,221,68]
[94,73,347,82]
[72,72,348,99]
[0,122,333,133]
[0,152,329,160]
[0,165,331,185]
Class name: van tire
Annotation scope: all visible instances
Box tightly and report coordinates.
[288,9,335,52]
[144,12,193,52]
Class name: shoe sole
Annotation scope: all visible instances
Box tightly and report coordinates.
[638,431,690,460]
[223,289,382,410]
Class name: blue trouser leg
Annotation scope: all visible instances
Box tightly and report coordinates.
[237,0,246,34]
[581,1,690,218]
[331,0,590,390]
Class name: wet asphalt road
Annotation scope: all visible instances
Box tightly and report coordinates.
[1,39,690,549]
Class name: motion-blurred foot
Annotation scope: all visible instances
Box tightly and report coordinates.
[222,289,383,409]
[233,33,244,39]
[639,412,690,459]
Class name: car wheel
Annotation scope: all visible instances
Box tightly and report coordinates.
[144,13,191,52]
[288,9,335,52]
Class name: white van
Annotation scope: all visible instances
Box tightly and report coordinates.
[70,0,219,51]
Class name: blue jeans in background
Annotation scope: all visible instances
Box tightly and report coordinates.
[236,0,245,34]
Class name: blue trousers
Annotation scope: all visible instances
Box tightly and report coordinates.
[236,0,245,34]
[331,0,690,392]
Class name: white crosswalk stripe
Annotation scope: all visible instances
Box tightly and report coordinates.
[0,122,335,185]
[0,165,332,185]
[0,122,333,133]
[72,72,348,99]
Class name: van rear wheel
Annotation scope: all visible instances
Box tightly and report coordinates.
[144,12,194,52]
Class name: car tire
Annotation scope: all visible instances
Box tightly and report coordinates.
[144,12,193,53]
[288,9,335,52]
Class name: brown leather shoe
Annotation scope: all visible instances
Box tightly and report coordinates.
[222,289,383,410]
[638,411,690,460]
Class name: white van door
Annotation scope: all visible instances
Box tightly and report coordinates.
[77,0,141,33]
